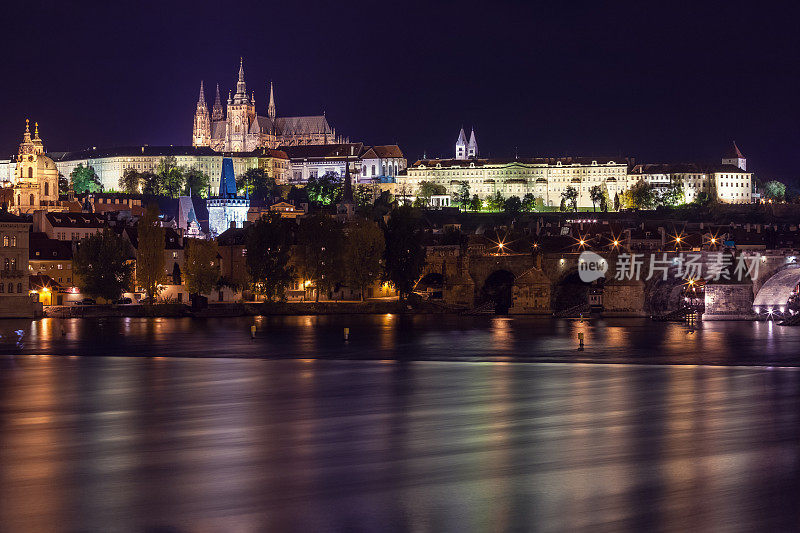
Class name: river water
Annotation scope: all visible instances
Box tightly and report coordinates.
[1,316,799,531]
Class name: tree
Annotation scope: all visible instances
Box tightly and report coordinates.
[354,184,374,208]
[691,191,712,207]
[614,192,621,211]
[521,193,537,212]
[73,229,133,301]
[343,219,385,301]
[589,185,604,211]
[451,181,470,209]
[286,185,309,206]
[306,171,340,205]
[764,180,786,201]
[660,179,685,207]
[383,206,426,301]
[468,194,483,212]
[504,195,522,215]
[156,156,185,197]
[70,163,102,194]
[561,186,578,211]
[119,168,142,194]
[486,191,505,212]
[559,197,566,212]
[622,180,656,210]
[236,167,275,200]
[414,180,447,208]
[58,172,70,196]
[184,167,210,197]
[295,213,345,301]
[246,212,295,301]
[183,238,220,296]
[136,203,166,302]
[141,171,160,196]
[371,190,394,219]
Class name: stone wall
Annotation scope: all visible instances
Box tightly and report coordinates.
[704,283,755,320]
[602,282,647,317]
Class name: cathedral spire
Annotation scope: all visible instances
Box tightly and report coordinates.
[197,80,207,106]
[467,128,478,159]
[193,82,211,147]
[234,57,247,102]
[455,127,467,160]
[212,83,223,121]
[23,119,31,143]
[268,81,276,119]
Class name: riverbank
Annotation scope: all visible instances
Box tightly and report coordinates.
[42,299,456,318]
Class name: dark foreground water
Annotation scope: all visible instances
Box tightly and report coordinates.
[1,317,800,531]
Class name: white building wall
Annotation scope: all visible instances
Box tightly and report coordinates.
[399,160,630,208]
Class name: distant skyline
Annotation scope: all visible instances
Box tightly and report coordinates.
[3,0,799,182]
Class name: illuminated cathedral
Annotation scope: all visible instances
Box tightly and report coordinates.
[192,59,343,152]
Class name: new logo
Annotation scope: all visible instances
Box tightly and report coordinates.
[578,251,608,282]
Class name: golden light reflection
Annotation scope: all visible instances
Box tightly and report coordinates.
[490,317,514,353]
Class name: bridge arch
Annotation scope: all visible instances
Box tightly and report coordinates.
[480,269,516,314]
[753,265,800,313]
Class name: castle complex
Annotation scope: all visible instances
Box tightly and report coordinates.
[192,59,342,152]
[395,130,752,209]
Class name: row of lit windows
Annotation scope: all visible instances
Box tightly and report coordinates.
[2,236,17,247]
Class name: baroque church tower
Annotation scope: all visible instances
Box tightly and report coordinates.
[192,81,211,147]
[13,120,59,214]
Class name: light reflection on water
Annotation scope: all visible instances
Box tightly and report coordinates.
[0,351,799,530]
[2,315,797,367]
[2,317,800,529]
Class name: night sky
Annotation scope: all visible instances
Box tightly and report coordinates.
[4,1,799,181]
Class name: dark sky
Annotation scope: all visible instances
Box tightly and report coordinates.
[3,0,799,181]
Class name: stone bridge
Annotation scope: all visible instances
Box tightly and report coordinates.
[416,246,800,318]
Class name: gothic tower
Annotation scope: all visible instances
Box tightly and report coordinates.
[467,128,478,159]
[192,81,211,147]
[455,127,467,160]
[267,81,276,119]
[226,58,256,151]
[211,83,224,121]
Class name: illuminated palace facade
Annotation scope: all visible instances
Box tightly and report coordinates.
[396,130,752,208]
[192,59,343,152]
